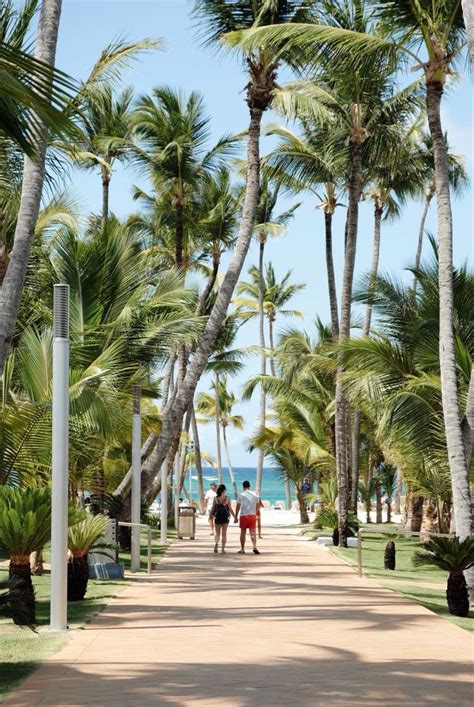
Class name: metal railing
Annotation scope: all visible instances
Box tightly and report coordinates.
[356,527,454,577]
[118,521,160,575]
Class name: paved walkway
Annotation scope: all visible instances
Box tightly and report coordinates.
[4,525,473,706]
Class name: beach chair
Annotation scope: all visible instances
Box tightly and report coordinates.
[261,500,271,510]
[274,500,285,510]
[290,501,299,512]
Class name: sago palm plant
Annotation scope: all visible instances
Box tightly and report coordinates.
[0,577,36,630]
[0,486,51,624]
[67,514,114,601]
[413,537,474,617]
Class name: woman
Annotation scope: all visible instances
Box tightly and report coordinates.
[210,484,235,554]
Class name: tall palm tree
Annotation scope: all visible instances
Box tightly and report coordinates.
[0,32,161,369]
[263,122,346,338]
[0,0,65,370]
[236,263,305,375]
[197,376,244,500]
[124,0,316,506]
[66,86,135,225]
[0,0,77,156]
[235,0,473,549]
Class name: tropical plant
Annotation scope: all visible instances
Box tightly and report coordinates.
[232,0,473,555]
[414,536,474,617]
[0,486,51,624]
[0,0,78,156]
[313,508,359,546]
[123,0,316,509]
[67,513,114,601]
[0,577,36,630]
[197,376,243,499]
[358,478,376,523]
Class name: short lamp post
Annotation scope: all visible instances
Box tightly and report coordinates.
[50,284,70,633]
[130,385,141,571]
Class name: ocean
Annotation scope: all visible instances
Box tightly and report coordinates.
[187,467,293,506]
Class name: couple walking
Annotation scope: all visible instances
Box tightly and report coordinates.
[209,480,260,555]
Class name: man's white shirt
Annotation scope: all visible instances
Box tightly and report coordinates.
[205,489,216,511]
[238,490,258,516]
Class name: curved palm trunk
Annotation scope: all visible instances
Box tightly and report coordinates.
[324,209,339,338]
[426,82,473,549]
[116,73,272,504]
[336,142,363,547]
[214,371,223,484]
[351,201,383,511]
[191,406,205,510]
[175,201,184,270]
[0,0,63,369]
[256,238,266,498]
[413,190,434,286]
[222,425,238,500]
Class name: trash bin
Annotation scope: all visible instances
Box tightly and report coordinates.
[178,506,196,539]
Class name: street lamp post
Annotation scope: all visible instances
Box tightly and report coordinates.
[160,459,168,543]
[50,284,69,633]
[130,385,141,571]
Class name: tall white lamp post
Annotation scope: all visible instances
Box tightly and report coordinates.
[50,284,70,633]
[160,459,168,543]
[130,385,141,571]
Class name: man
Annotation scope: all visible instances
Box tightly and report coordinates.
[234,480,260,554]
[204,482,217,535]
[301,477,311,496]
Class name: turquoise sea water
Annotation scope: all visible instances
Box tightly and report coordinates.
[188,467,293,506]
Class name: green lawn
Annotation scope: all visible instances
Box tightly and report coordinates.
[0,570,128,700]
[0,534,171,699]
[329,531,474,632]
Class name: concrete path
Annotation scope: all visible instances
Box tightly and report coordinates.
[4,525,473,706]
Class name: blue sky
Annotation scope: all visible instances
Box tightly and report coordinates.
[56,0,472,466]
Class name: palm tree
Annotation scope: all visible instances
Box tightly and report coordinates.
[67,86,135,225]
[263,122,345,338]
[236,261,304,509]
[0,0,77,156]
[414,536,474,617]
[413,133,468,282]
[0,32,161,369]
[0,0,65,370]
[235,0,472,550]
[197,376,244,500]
[129,0,316,509]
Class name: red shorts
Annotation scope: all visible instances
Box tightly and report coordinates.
[239,514,257,530]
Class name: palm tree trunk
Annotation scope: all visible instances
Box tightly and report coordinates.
[0,0,63,369]
[256,238,266,498]
[191,406,205,510]
[222,425,238,500]
[178,404,193,492]
[324,209,339,338]
[102,173,110,226]
[175,201,184,269]
[268,316,276,377]
[462,0,474,69]
[214,371,223,484]
[116,96,267,504]
[426,81,473,545]
[296,486,309,524]
[351,201,383,511]
[336,142,363,547]
[413,190,434,288]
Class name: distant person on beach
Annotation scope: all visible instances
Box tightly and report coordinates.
[205,482,217,535]
[301,477,311,496]
[209,484,235,554]
[234,480,260,554]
